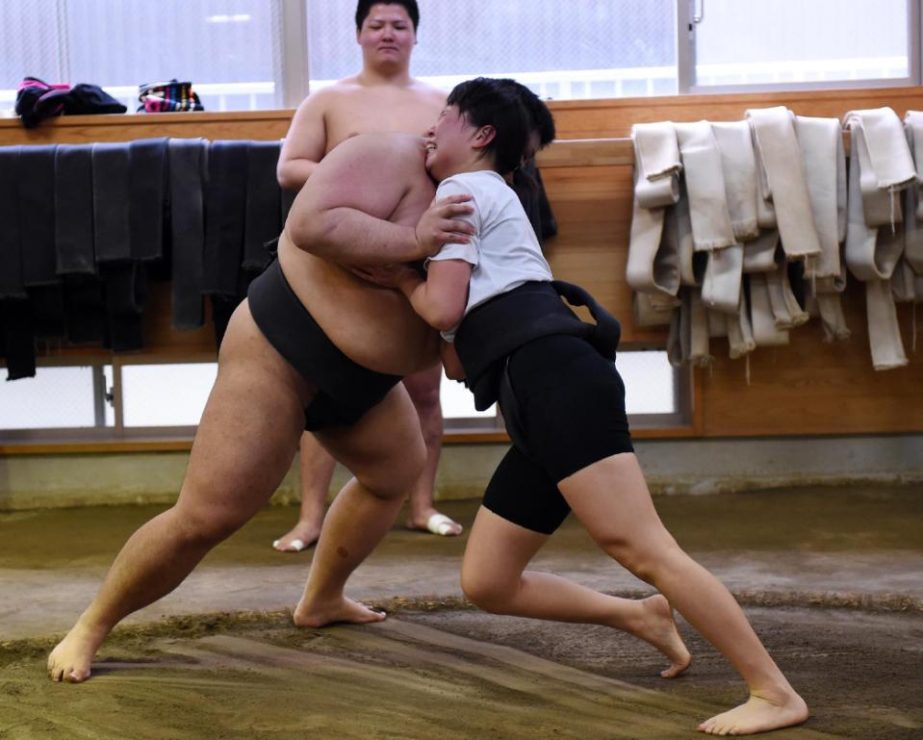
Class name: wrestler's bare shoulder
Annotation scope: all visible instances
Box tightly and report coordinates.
[326,75,440,95]
[324,78,443,115]
[323,132,426,172]
[293,77,402,116]
[317,76,364,95]
[294,81,348,109]
[289,132,430,233]
[407,79,447,103]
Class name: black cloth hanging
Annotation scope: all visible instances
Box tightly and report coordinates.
[203,140,248,297]
[203,140,250,347]
[19,145,59,287]
[92,142,132,262]
[168,137,207,330]
[54,144,97,276]
[129,138,168,261]
[243,140,282,272]
[0,147,26,299]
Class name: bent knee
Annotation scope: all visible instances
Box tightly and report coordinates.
[460,569,515,614]
[607,535,684,585]
[356,439,426,500]
[173,502,249,546]
[407,383,441,410]
[403,367,442,411]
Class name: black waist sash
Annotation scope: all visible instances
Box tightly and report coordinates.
[454,280,621,410]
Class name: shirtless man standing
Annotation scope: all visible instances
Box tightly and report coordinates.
[272,0,463,554]
[46,127,474,684]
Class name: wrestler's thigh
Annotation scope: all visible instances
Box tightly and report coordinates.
[178,301,314,520]
[318,383,425,498]
[557,452,674,549]
[401,362,442,409]
[462,505,549,593]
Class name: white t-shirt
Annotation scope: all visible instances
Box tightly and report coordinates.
[428,170,552,340]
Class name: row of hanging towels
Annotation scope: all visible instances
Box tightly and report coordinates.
[627,106,923,372]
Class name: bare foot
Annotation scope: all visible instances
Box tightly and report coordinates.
[698,690,809,735]
[272,521,321,553]
[293,595,387,628]
[630,595,692,679]
[406,510,463,537]
[47,621,108,683]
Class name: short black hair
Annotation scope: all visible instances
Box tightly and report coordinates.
[355,0,419,31]
[446,78,531,176]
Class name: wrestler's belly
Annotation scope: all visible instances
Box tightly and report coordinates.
[277,234,439,376]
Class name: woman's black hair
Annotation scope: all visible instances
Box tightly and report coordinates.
[446,77,532,175]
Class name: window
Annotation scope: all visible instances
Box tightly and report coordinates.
[306,0,678,99]
[3,1,919,114]
[120,363,217,427]
[618,351,676,415]
[0,360,215,442]
[685,0,917,92]
[0,351,686,442]
[0,1,895,444]
[441,371,496,426]
[442,349,686,434]
[0,365,108,430]
[0,0,283,112]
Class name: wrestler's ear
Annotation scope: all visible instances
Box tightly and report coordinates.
[473,125,496,150]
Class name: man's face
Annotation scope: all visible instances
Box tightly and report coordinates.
[423,105,476,181]
[357,4,416,68]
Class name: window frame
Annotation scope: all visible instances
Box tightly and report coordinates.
[623,351,692,431]
[0,357,111,443]
[0,350,692,446]
[0,355,213,446]
[3,1,922,109]
[678,0,921,95]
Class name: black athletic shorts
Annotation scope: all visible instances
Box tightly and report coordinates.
[483,334,634,535]
[247,259,401,430]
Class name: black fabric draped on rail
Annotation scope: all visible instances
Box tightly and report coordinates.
[0,138,287,379]
[0,138,556,381]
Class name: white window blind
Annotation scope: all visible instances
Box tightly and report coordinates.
[307,0,678,99]
[690,0,913,91]
[0,0,283,112]
[1,1,919,111]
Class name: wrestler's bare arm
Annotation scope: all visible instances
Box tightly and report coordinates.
[277,90,332,190]
[396,259,471,332]
[439,341,466,380]
[286,134,474,265]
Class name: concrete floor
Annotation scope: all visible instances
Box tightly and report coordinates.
[1,484,921,738]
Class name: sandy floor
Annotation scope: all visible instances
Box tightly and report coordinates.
[1,485,921,739]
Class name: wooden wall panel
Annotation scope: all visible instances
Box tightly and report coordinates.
[547,86,923,138]
[540,88,923,437]
[699,284,923,436]
[32,283,218,363]
[2,87,921,439]
[539,164,667,346]
[140,284,217,360]
[0,111,292,146]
